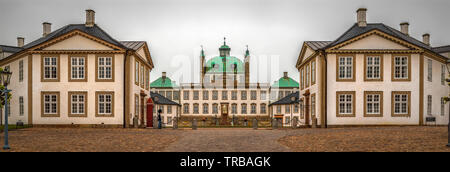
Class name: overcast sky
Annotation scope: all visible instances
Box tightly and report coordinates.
[1,0,449,84]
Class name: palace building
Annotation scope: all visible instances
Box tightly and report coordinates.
[150,40,299,126]
[0,9,154,128]
[296,8,450,127]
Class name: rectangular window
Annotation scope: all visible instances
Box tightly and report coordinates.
[19,96,24,116]
[212,104,218,114]
[427,59,432,82]
[285,105,290,113]
[336,91,355,117]
[19,60,24,82]
[41,92,59,117]
[337,56,354,81]
[222,91,228,100]
[300,68,304,89]
[203,91,209,100]
[135,95,139,116]
[441,97,445,116]
[70,56,86,81]
[306,64,310,87]
[311,61,316,85]
[97,56,113,81]
[241,91,247,100]
[166,91,172,100]
[69,92,87,117]
[145,68,149,90]
[392,91,411,117]
[241,104,247,114]
[392,55,410,81]
[278,91,284,99]
[160,105,164,114]
[96,92,114,117]
[260,104,266,114]
[311,94,316,117]
[300,98,304,119]
[251,104,257,114]
[231,91,237,100]
[277,105,281,114]
[251,91,257,100]
[159,91,165,97]
[294,104,299,113]
[42,56,58,81]
[364,91,383,117]
[365,55,381,80]
[193,91,199,100]
[167,105,172,114]
[135,61,139,85]
[285,116,291,125]
[183,91,189,100]
[140,65,144,88]
[173,91,180,100]
[427,95,432,116]
[212,90,218,100]
[260,91,267,100]
[442,64,446,85]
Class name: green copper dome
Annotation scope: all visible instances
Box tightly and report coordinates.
[219,45,230,49]
[271,77,299,88]
[150,76,178,88]
[205,56,244,73]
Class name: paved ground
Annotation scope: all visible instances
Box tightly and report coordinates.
[0,128,182,152]
[279,126,450,152]
[164,128,292,152]
[0,126,449,152]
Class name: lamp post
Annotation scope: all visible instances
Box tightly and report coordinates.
[445,59,450,147]
[1,69,12,150]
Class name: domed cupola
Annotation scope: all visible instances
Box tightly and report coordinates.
[219,37,231,57]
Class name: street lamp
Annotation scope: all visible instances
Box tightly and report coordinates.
[1,69,12,150]
[446,59,450,147]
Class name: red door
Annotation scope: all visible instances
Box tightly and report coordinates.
[146,98,154,127]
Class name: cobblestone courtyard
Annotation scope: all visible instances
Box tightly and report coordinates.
[0,126,449,152]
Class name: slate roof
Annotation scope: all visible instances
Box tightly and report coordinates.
[433,45,450,54]
[270,91,299,106]
[22,24,127,50]
[0,45,23,53]
[325,23,435,52]
[150,92,180,105]
[305,41,332,50]
[120,41,146,51]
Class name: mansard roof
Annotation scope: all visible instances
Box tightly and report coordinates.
[150,76,178,88]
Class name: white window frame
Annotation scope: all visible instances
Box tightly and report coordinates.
[98,57,112,79]
[366,56,381,79]
[71,94,85,114]
[394,56,408,79]
[394,94,408,115]
[338,94,353,115]
[44,57,58,79]
[427,59,432,82]
[427,95,432,116]
[44,94,58,114]
[98,94,112,115]
[366,94,381,114]
[338,56,353,79]
[19,60,23,82]
[71,57,85,80]
[19,96,24,116]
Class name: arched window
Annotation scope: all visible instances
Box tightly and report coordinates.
[203,103,209,114]
[231,103,237,114]
[212,103,219,114]
[251,103,257,114]
[260,103,266,114]
[183,103,189,114]
[193,103,199,114]
[241,103,247,114]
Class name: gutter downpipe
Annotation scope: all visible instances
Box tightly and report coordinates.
[123,49,129,128]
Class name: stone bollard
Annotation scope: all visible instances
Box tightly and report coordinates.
[153,116,158,129]
[272,119,278,129]
[192,118,197,130]
[253,118,258,130]
[173,118,178,129]
[312,116,317,128]
[292,117,298,129]
[133,115,138,128]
